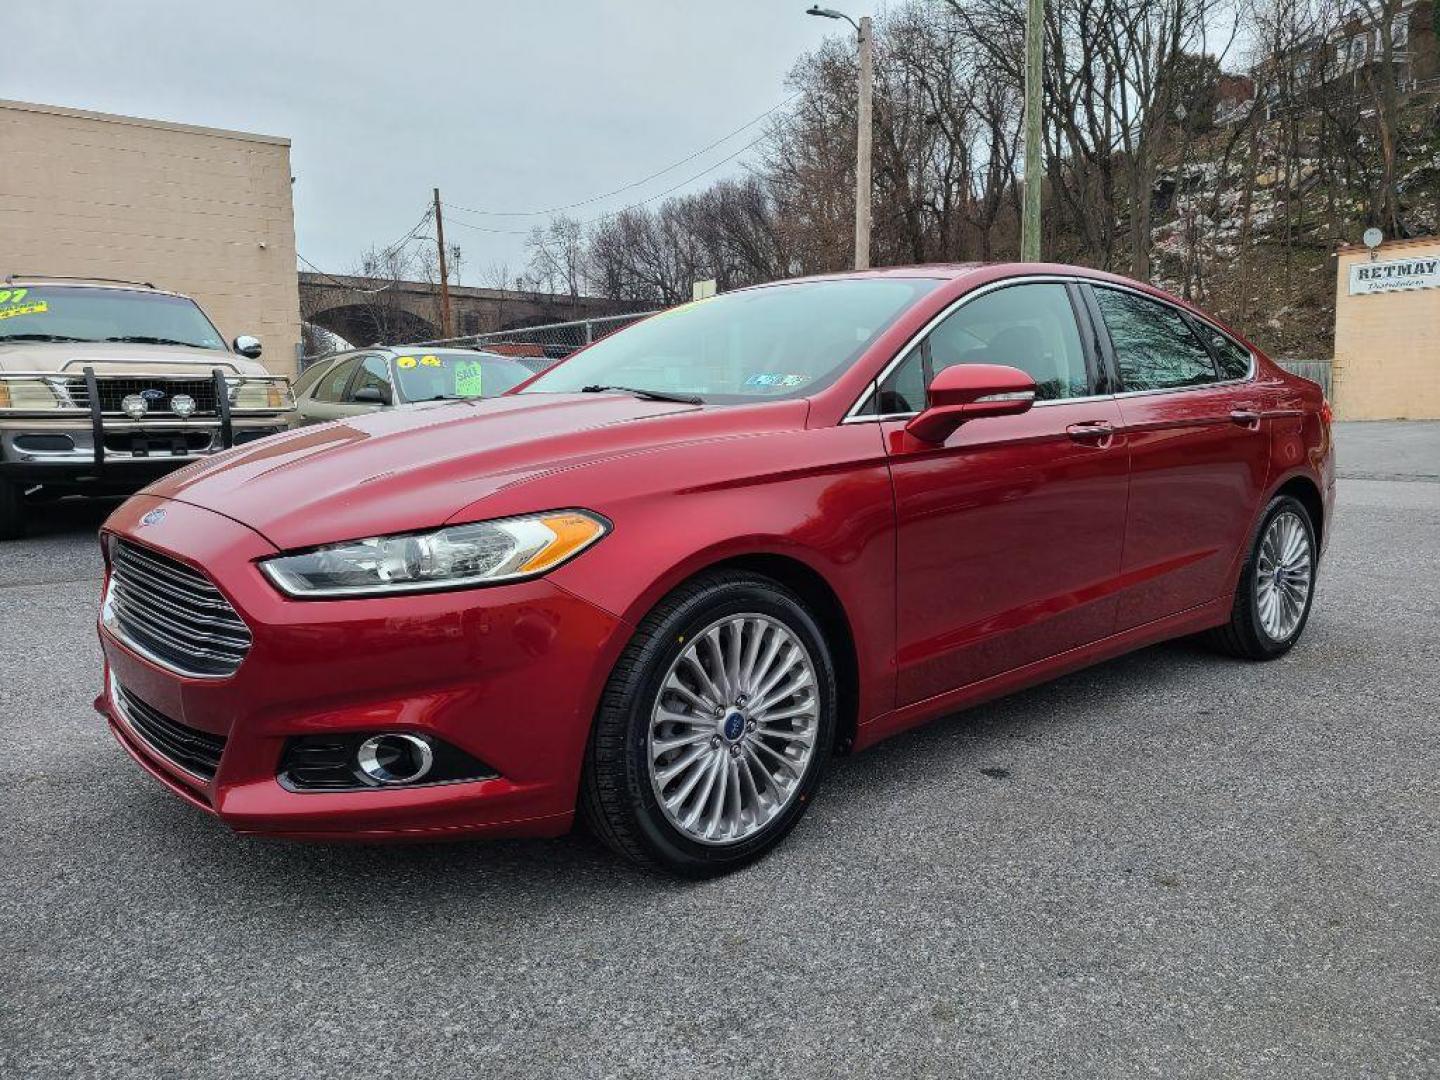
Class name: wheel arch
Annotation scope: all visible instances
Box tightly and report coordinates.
[615,549,863,757]
[1271,472,1325,552]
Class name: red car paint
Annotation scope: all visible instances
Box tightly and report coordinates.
[95,263,1334,841]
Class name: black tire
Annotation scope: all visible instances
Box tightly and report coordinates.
[580,571,837,876]
[1205,494,1318,660]
[0,482,25,541]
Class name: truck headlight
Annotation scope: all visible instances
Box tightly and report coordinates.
[0,376,71,412]
[259,510,610,598]
[227,378,296,411]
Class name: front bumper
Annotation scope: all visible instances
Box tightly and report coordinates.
[95,494,631,841]
[1,420,288,486]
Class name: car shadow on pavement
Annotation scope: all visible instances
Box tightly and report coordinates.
[21,494,121,538]
[128,637,1213,913]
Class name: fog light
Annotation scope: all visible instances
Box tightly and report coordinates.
[120,394,149,419]
[356,733,433,785]
[170,393,197,418]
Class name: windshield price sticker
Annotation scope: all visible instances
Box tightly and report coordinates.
[0,288,30,305]
[396,354,442,369]
[0,301,47,321]
[453,360,485,398]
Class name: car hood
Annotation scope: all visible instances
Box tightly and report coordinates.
[144,393,809,550]
[0,340,268,376]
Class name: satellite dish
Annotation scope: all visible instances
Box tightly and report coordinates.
[1363,227,1384,250]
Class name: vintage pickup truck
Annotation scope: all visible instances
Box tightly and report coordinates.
[0,276,296,538]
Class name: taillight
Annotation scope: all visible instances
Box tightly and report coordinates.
[1320,399,1334,427]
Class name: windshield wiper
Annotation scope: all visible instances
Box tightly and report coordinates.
[580,384,703,405]
[104,335,212,348]
[0,333,89,343]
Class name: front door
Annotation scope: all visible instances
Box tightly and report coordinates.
[870,280,1132,706]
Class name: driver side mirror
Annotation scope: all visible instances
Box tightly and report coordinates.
[233,334,262,359]
[904,363,1036,444]
[351,386,390,406]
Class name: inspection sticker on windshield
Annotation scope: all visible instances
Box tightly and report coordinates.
[0,301,47,321]
[745,372,807,389]
[453,360,485,398]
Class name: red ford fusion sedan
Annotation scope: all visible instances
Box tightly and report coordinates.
[95,263,1334,875]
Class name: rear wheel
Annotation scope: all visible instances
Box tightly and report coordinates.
[0,482,26,540]
[1206,494,1317,659]
[581,571,837,876]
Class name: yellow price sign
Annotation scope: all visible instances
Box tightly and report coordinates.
[396,355,418,368]
[0,301,46,321]
[0,288,30,305]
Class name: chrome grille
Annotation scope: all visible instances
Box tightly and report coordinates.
[113,679,226,779]
[105,539,251,678]
[66,376,220,417]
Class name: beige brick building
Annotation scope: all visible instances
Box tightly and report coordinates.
[1333,236,1440,420]
[0,99,300,376]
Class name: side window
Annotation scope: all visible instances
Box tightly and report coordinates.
[870,282,1089,413]
[292,358,332,397]
[347,355,393,404]
[313,355,362,402]
[1093,288,1219,391]
[1206,331,1253,381]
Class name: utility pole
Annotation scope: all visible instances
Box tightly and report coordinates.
[807,7,873,270]
[432,187,453,338]
[854,15,874,271]
[1021,0,1044,261]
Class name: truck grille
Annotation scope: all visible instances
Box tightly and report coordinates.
[106,540,252,678]
[113,680,226,780]
[68,377,219,417]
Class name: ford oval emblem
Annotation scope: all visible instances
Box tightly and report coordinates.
[140,508,167,527]
[140,389,167,401]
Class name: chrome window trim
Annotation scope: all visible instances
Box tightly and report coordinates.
[1086,282,1257,396]
[841,275,1256,424]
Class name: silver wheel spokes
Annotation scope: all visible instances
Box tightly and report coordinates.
[648,614,820,846]
[1255,510,1313,641]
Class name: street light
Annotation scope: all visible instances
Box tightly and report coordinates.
[806,5,874,271]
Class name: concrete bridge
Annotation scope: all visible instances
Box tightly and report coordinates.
[300,272,633,348]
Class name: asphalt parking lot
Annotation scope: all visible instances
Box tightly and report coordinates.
[2,422,1436,1079]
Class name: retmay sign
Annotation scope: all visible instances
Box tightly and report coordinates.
[1349,255,1440,295]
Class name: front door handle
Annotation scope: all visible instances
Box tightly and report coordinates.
[1066,421,1115,447]
[1230,408,1261,428]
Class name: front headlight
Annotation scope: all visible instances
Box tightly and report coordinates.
[259,510,610,597]
[227,377,296,411]
[0,376,74,412]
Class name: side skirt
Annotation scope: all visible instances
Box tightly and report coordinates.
[853,595,1230,752]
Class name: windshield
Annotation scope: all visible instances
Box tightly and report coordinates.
[520,278,940,402]
[393,350,532,401]
[0,285,226,349]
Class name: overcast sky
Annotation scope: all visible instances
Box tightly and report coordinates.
[5,1,844,287]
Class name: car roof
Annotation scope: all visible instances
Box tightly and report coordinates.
[4,275,190,299]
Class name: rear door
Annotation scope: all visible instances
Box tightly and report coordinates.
[297,353,363,424]
[868,279,1131,705]
[1083,284,1270,629]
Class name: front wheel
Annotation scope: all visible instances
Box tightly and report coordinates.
[1206,494,1318,660]
[581,571,837,876]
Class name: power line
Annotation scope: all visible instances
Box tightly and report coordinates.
[442,94,796,220]
[579,133,770,225]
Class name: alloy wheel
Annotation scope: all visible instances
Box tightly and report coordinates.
[647,613,820,846]
[1254,509,1313,642]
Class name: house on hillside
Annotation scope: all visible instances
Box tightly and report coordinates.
[1253,0,1437,115]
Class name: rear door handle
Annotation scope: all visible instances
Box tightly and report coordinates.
[1066,421,1115,446]
[1230,408,1261,427]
